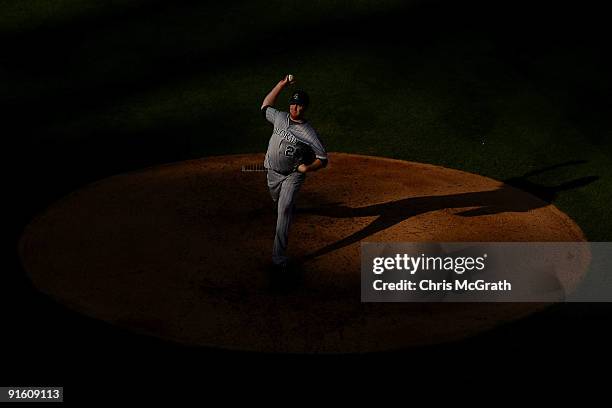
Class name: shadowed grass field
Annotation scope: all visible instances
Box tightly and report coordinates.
[4,0,610,241]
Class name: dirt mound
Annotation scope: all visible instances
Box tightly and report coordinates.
[19,153,587,352]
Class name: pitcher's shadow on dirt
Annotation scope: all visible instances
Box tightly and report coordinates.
[298,160,599,260]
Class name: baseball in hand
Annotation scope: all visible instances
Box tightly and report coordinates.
[287,74,295,84]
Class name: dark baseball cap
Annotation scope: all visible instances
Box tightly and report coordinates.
[289,90,309,107]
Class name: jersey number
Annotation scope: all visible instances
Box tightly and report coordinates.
[284,145,295,157]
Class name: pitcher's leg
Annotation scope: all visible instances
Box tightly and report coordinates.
[272,173,305,265]
[267,170,282,211]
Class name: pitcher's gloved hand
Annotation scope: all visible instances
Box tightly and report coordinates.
[293,142,316,173]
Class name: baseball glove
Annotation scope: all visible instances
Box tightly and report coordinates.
[293,142,316,172]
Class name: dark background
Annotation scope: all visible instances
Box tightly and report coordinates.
[2,0,610,400]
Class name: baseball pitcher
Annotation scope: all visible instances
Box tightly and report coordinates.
[261,75,328,269]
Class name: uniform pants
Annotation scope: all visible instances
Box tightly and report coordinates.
[266,169,305,266]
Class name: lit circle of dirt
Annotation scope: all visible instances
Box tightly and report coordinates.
[19,153,588,353]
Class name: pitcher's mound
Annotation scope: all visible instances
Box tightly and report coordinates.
[19,153,587,352]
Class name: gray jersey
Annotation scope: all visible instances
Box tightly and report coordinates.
[262,106,327,174]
